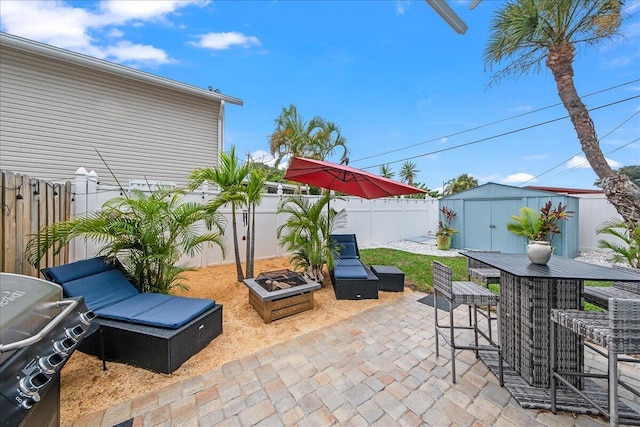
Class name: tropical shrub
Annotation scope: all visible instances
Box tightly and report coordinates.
[507,201,573,244]
[26,187,226,294]
[596,219,640,268]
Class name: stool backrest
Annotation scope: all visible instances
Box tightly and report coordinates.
[612,264,640,295]
[433,261,453,299]
[608,298,640,353]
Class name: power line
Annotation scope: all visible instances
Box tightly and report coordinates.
[350,78,640,165]
[361,94,640,170]
[517,111,640,186]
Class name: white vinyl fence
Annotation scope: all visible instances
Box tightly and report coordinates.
[70,169,623,268]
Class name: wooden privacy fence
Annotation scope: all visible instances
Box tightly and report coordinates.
[1,170,72,276]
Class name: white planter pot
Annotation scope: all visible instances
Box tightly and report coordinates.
[527,240,552,265]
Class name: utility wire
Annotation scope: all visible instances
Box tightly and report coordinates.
[361,94,640,171]
[350,78,640,165]
[517,111,640,186]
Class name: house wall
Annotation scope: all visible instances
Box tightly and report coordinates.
[0,35,231,187]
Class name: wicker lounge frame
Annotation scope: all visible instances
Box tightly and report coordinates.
[329,234,379,300]
[42,257,223,374]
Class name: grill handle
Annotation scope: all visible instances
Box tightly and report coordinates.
[0,299,79,354]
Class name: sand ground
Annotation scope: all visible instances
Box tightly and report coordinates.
[60,257,413,424]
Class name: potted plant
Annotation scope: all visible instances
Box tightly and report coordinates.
[506,201,573,264]
[436,206,458,250]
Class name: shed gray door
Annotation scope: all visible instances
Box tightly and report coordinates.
[463,199,525,253]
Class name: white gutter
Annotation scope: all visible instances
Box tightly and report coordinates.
[0,32,243,106]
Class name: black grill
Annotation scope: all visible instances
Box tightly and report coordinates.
[0,273,94,427]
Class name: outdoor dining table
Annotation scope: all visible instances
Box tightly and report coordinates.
[462,251,640,410]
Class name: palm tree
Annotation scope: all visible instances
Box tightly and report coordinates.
[245,169,266,278]
[276,193,347,282]
[399,161,419,186]
[26,187,226,294]
[484,0,640,224]
[188,146,251,282]
[444,173,478,195]
[597,218,640,268]
[379,164,395,179]
[269,104,349,168]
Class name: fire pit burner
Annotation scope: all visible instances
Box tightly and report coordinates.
[255,269,307,292]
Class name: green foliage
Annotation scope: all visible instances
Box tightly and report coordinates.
[506,201,573,243]
[269,104,349,168]
[436,207,458,237]
[276,193,347,282]
[26,187,225,294]
[596,218,640,268]
[399,161,419,186]
[444,173,478,195]
[379,164,395,179]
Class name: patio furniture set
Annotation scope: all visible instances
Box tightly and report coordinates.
[442,251,640,427]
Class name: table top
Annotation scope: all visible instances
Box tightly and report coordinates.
[370,265,404,275]
[243,276,321,302]
[462,252,640,282]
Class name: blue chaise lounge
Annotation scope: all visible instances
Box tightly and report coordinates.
[330,234,379,300]
[42,256,223,374]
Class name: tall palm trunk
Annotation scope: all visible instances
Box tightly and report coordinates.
[547,41,640,223]
[231,204,244,282]
[248,205,256,278]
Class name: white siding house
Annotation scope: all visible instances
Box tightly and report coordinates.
[0,32,243,187]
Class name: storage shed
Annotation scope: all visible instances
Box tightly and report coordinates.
[440,183,579,257]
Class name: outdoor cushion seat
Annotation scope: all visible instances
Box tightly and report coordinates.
[329,234,379,300]
[94,293,215,329]
[333,264,368,279]
[42,256,223,373]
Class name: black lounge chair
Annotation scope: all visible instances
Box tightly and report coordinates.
[329,234,379,300]
[42,256,223,374]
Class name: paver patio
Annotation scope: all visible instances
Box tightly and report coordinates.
[63,292,639,427]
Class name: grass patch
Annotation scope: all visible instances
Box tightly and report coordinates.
[359,248,468,293]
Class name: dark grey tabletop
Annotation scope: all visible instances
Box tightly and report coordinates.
[462,252,640,282]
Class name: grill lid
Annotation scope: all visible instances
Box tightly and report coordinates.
[0,274,63,358]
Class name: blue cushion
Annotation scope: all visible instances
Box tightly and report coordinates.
[337,258,363,267]
[338,242,359,259]
[62,269,139,311]
[96,294,216,328]
[45,256,115,284]
[334,264,368,279]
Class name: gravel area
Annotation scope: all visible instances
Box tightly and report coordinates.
[362,238,617,266]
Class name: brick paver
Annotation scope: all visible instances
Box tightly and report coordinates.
[62,293,637,427]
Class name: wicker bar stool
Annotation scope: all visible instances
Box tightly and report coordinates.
[433,261,503,385]
[465,251,501,338]
[584,265,640,309]
[551,298,640,427]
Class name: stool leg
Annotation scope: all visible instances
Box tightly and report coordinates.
[473,303,479,359]
[496,303,503,387]
[449,300,457,383]
[434,290,440,358]
[550,319,557,413]
[609,351,618,427]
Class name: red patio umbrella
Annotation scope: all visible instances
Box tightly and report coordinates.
[284,157,427,199]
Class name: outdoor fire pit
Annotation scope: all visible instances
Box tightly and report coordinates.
[243,270,321,324]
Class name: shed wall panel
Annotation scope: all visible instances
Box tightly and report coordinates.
[0,45,220,186]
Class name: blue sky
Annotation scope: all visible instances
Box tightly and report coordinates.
[1,1,639,191]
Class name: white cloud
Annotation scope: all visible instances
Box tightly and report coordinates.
[523,153,548,160]
[566,155,621,169]
[104,41,172,65]
[396,1,410,15]
[0,0,205,65]
[192,32,261,50]
[501,173,536,185]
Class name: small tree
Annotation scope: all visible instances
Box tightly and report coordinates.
[276,193,347,282]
